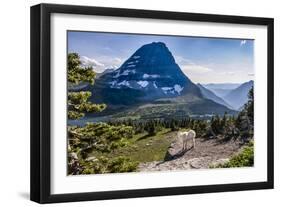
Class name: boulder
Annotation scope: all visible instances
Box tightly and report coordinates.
[85,156,98,162]
[164,139,182,161]
[189,158,206,169]
[164,135,193,161]
[189,157,213,169]
[68,152,78,160]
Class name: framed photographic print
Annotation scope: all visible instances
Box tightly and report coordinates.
[30,3,274,203]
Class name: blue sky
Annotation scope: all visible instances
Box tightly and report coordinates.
[68,31,254,84]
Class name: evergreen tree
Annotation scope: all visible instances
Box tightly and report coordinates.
[67,53,138,175]
[245,87,254,124]
[170,119,179,131]
[235,86,254,141]
[145,121,157,135]
[211,115,221,135]
[67,53,106,119]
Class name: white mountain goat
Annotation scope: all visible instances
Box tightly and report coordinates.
[177,130,196,150]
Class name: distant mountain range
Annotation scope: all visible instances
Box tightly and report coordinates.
[202,83,241,97]
[203,81,253,110]
[96,68,115,79]
[81,42,237,120]
[203,83,241,90]
[223,80,253,110]
[197,84,234,109]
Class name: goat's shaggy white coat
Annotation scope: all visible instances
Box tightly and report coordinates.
[177,130,196,150]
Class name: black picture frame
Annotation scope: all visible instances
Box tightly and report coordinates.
[30,3,274,204]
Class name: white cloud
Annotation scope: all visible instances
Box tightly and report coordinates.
[80,56,124,73]
[175,56,213,74]
[221,71,236,75]
[107,65,119,70]
[182,65,213,74]
[174,56,254,84]
[175,56,214,82]
[80,56,104,67]
[103,47,113,51]
[113,57,122,63]
[240,40,247,46]
[174,56,194,65]
[99,56,124,72]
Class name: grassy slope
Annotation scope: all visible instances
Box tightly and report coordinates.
[91,128,175,163]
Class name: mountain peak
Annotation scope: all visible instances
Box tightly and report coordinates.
[147,41,166,45]
[98,42,202,99]
[142,41,167,48]
[125,41,175,68]
[141,42,166,50]
[245,80,254,84]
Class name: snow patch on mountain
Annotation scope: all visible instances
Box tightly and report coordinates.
[120,70,130,76]
[113,69,136,78]
[112,71,120,78]
[143,74,160,79]
[118,80,131,87]
[161,87,174,94]
[109,80,117,85]
[160,85,183,95]
[121,69,136,75]
[162,87,173,90]
[174,84,184,94]
[153,81,158,89]
[137,81,149,88]
[127,65,136,68]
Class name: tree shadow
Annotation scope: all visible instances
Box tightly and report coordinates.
[137,134,151,141]
[213,136,238,146]
[163,130,175,135]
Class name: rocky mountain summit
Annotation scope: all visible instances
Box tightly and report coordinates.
[98,42,201,99]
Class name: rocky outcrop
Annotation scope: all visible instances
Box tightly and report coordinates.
[210,158,230,167]
[138,156,214,172]
[164,134,194,161]
[138,138,242,172]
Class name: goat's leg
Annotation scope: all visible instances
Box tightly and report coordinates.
[193,138,195,148]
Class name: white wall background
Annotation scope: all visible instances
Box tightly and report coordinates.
[0,0,279,206]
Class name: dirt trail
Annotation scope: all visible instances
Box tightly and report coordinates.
[138,137,243,172]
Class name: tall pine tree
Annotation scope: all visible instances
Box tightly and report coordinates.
[67,53,106,119]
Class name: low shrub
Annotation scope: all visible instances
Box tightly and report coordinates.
[212,141,254,168]
[80,156,139,174]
